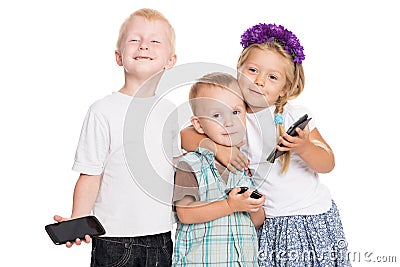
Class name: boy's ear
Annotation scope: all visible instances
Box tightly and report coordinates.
[191,116,205,134]
[115,50,123,66]
[164,54,177,70]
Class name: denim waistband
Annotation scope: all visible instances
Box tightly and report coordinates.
[93,231,171,248]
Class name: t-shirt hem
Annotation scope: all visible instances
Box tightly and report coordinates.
[265,199,332,218]
[102,227,173,237]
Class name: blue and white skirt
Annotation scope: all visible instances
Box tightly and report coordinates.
[257,200,351,267]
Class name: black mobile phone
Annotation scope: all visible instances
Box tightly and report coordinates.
[249,190,262,199]
[266,114,312,163]
[284,114,311,137]
[45,215,106,245]
[224,186,262,199]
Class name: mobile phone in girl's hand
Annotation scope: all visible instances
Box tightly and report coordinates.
[284,114,311,137]
[266,114,312,163]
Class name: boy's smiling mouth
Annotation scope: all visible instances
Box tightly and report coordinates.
[134,56,153,60]
[222,132,238,136]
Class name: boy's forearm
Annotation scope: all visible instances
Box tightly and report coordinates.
[176,199,233,224]
[71,174,101,218]
[250,208,266,229]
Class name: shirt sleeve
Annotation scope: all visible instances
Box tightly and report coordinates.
[72,107,109,175]
[173,160,200,203]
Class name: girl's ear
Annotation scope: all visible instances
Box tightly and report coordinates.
[191,116,205,134]
[115,50,123,66]
[279,85,288,97]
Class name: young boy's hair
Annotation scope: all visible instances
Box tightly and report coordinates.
[116,8,176,54]
[189,72,242,115]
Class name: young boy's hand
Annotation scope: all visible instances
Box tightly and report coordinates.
[53,215,91,247]
[226,188,265,213]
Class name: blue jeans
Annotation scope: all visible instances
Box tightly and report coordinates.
[90,231,172,267]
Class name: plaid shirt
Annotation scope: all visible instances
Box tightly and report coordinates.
[173,148,258,266]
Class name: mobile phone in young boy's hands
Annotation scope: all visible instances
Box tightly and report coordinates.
[225,186,262,199]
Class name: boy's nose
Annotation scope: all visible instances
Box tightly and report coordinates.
[223,117,234,127]
[139,42,149,50]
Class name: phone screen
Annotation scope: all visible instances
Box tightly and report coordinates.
[45,216,105,245]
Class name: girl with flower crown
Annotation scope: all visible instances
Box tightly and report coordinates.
[181,23,351,267]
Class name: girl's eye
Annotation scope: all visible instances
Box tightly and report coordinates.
[212,113,221,119]
[269,75,278,80]
[130,39,139,42]
[151,40,161,44]
[233,110,240,115]
[248,67,257,73]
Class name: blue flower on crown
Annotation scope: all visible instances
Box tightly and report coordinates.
[240,23,305,64]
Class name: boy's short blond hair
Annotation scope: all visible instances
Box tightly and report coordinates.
[189,72,242,115]
[116,8,176,54]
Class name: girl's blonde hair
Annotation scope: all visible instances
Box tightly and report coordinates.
[237,42,305,173]
[116,8,176,55]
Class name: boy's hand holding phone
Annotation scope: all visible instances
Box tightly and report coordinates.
[47,215,104,246]
[225,187,265,213]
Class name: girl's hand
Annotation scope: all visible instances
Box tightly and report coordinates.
[275,125,311,155]
[276,126,335,173]
[216,141,250,174]
[226,187,265,213]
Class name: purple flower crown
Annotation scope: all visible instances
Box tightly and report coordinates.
[240,23,305,64]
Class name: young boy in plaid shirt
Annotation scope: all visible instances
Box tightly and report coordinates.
[172,72,265,266]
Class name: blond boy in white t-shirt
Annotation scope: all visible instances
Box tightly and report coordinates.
[53,8,179,266]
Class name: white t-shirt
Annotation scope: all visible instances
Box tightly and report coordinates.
[72,92,181,236]
[242,103,332,218]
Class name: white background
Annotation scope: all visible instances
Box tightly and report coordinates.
[0,0,399,266]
